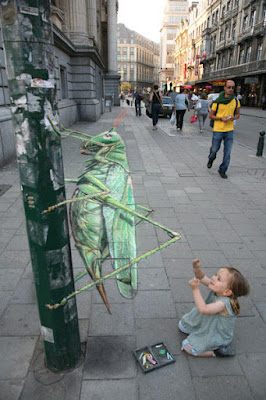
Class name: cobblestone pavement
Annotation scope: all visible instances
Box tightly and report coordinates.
[0,105,266,400]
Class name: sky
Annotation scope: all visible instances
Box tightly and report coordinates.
[117,0,167,43]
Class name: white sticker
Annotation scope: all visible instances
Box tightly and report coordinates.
[20,6,39,16]
[41,326,54,343]
[31,78,54,88]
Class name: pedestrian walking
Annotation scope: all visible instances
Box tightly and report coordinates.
[179,259,250,358]
[237,93,243,106]
[174,90,190,130]
[133,87,143,116]
[207,80,240,179]
[149,84,162,130]
[167,88,177,103]
[262,94,266,110]
[195,92,211,133]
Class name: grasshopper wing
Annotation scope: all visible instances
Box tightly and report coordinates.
[103,166,137,299]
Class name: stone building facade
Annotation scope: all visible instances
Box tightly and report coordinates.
[117,23,159,90]
[174,1,207,88]
[174,0,266,106]
[159,0,189,91]
[0,0,119,167]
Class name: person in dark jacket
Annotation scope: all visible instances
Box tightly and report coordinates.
[133,87,143,116]
[149,84,163,130]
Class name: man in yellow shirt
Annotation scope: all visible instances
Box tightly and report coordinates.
[207,80,240,179]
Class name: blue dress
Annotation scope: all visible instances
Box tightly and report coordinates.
[180,291,236,354]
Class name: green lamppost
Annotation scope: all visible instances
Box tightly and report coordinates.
[0,1,81,371]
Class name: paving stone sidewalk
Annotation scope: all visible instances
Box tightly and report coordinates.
[0,106,266,400]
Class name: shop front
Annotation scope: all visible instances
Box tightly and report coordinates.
[235,75,265,107]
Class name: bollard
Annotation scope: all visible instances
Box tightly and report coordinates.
[256,131,265,157]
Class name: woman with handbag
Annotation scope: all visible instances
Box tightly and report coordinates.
[195,92,211,133]
[174,90,190,130]
[149,84,162,130]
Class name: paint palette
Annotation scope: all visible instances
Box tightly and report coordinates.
[133,342,175,373]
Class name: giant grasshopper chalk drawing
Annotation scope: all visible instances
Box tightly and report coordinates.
[44,112,181,312]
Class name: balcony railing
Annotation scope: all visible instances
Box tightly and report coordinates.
[206,52,216,61]
[216,40,225,52]
[254,21,265,36]
[224,39,235,48]
[232,7,238,17]
[202,27,211,37]
[202,59,266,81]
[238,26,254,43]
[221,10,232,24]
[243,0,256,9]
[210,23,218,33]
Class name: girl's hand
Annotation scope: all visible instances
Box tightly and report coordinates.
[192,259,205,280]
[188,278,200,290]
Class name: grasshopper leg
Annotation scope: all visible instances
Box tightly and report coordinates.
[76,244,111,314]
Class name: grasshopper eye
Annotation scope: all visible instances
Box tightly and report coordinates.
[103,133,113,139]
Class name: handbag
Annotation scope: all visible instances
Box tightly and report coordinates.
[195,101,201,111]
[190,115,197,123]
[147,101,152,118]
[170,111,176,125]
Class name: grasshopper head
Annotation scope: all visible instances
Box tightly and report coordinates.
[82,129,123,151]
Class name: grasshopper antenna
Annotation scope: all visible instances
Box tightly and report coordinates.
[113,110,127,128]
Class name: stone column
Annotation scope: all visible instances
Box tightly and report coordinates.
[105,0,120,105]
[107,0,117,73]
[68,0,89,46]
[87,0,97,43]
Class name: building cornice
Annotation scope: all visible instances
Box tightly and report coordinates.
[53,24,105,70]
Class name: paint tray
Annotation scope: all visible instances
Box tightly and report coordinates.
[133,342,175,373]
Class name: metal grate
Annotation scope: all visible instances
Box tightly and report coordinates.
[0,184,12,197]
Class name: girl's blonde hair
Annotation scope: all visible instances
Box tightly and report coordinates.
[225,267,250,316]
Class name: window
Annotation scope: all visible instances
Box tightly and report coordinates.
[250,10,256,27]
[228,52,233,67]
[220,29,224,42]
[60,66,67,99]
[123,47,127,61]
[263,6,266,23]
[238,48,244,64]
[242,15,248,30]
[257,43,262,61]
[130,47,134,61]
[213,35,216,52]
[245,46,251,63]
[224,26,228,41]
[123,65,127,80]
[222,6,226,17]
[217,55,221,69]
[232,22,236,40]
[130,65,134,80]
[227,1,231,12]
